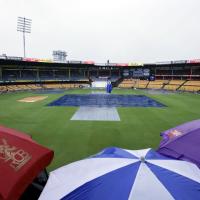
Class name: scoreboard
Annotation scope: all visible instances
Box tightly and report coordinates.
[123,68,150,77]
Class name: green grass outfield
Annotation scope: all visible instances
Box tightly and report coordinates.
[0,89,199,171]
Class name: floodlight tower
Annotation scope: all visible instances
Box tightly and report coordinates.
[17,17,32,58]
[52,50,67,63]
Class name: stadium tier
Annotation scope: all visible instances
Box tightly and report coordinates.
[117,79,200,92]
[147,80,168,89]
[163,80,186,91]
[179,81,200,92]
[0,58,199,93]
[0,83,90,93]
[1,79,199,93]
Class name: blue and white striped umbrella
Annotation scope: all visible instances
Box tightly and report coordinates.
[39,147,200,200]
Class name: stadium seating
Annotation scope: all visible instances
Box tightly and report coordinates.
[0,82,91,93]
[118,79,135,88]
[0,85,7,93]
[118,79,141,88]
[39,83,89,89]
[147,80,168,89]
[179,81,200,92]
[61,83,87,89]
[117,79,200,93]
[7,85,21,92]
[43,84,62,89]
[0,78,199,94]
[0,84,37,92]
[137,80,149,89]
[164,80,185,91]
[118,79,149,89]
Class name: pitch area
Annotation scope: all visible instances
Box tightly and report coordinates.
[0,89,199,171]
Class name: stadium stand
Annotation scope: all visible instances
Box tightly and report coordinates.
[118,79,136,88]
[147,80,169,89]
[1,79,199,93]
[117,79,200,92]
[137,80,149,89]
[179,81,200,92]
[0,82,89,93]
[0,85,7,93]
[118,79,150,89]
[163,80,186,91]
[0,57,199,93]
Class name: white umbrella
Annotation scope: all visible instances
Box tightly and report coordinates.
[39,147,200,200]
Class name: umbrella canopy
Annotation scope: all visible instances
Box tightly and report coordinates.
[39,147,200,200]
[158,119,200,167]
[0,125,54,200]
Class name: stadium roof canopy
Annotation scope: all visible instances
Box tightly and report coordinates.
[0,57,200,69]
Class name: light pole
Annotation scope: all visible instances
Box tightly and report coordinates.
[17,17,32,58]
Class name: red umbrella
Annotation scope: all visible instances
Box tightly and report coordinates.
[0,126,54,200]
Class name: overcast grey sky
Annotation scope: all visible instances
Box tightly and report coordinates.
[0,0,199,63]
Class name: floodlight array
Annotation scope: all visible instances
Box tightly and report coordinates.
[17,17,32,58]
[17,17,32,33]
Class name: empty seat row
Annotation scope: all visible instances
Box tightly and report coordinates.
[118,79,200,92]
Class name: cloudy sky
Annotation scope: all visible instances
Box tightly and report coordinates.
[0,0,199,63]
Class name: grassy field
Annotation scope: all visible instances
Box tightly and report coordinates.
[0,89,199,171]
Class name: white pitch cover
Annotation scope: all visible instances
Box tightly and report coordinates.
[91,81,107,88]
